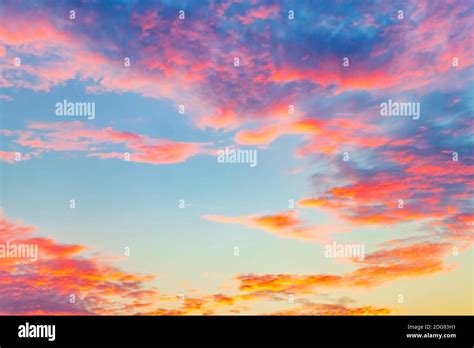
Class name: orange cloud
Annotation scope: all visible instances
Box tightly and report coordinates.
[235,124,283,145]
[233,116,388,154]
[203,210,347,243]
[298,197,346,210]
[1,209,466,315]
[235,241,456,297]
[298,146,472,228]
[0,210,158,315]
[270,303,391,315]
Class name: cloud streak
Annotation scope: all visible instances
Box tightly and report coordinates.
[1,121,208,165]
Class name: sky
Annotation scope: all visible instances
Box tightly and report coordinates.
[0,0,473,315]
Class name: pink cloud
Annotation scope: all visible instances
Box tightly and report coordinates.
[3,122,208,165]
[0,210,158,315]
[238,4,280,24]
